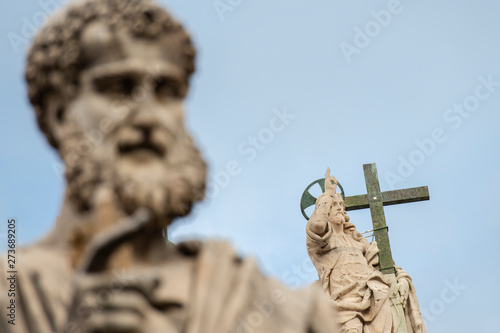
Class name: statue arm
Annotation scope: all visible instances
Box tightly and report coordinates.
[395,265,412,310]
[395,265,412,295]
[306,168,340,257]
[307,167,337,237]
[308,194,331,236]
[395,265,427,331]
[306,193,334,256]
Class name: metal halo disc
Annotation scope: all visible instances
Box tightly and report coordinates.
[300,178,345,220]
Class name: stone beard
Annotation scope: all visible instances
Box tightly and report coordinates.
[61,108,206,224]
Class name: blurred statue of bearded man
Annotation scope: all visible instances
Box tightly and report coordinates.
[0,1,338,332]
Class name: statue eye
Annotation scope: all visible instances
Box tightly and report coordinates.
[93,75,137,98]
[154,76,181,100]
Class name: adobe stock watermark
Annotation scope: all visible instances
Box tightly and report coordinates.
[205,107,297,199]
[232,255,316,333]
[233,289,286,333]
[7,0,69,53]
[420,277,466,325]
[281,256,317,289]
[384,74,499,189]
[213,0,243,22]
[340,0,415,64]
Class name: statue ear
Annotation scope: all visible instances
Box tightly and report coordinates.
[44,93,67,148]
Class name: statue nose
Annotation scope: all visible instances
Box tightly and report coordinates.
[130,112,157,137]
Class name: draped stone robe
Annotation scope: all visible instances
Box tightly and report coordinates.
[1,239,339,333]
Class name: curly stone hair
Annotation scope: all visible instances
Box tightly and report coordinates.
[25,0,196,148]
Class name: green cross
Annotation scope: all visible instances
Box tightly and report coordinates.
[301,163,429,274]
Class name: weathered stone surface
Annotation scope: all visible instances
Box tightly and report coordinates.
[306,168,427,333]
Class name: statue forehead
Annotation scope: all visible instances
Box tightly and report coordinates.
[333,193,344,203]
[80,22,184,74]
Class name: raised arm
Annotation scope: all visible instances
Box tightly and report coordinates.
[307,195,331,236]
[323,167,338,195]
[307,168,337,236]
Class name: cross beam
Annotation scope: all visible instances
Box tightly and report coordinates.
[347,163,429,274]
[345,186,429,211]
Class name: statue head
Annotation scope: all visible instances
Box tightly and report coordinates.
[328,192,349,224]
[327,192,350,226]
[26,0,206,226]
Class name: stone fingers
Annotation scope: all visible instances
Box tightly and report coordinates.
[75,271,160,298]
[77,285,154,333]
[89,311,142,333]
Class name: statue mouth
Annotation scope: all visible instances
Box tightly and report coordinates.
[118,140,166,158]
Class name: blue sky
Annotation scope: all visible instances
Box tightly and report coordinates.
[1,0,499,331]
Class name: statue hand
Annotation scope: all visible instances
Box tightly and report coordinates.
[324,168,338,194]
[67,269,176,333]
[397,279,410,308]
